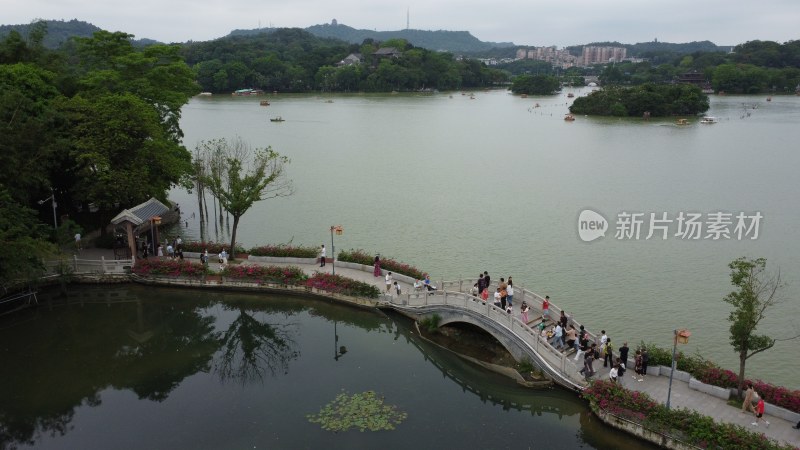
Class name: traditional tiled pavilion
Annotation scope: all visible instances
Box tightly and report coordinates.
[110,198,172,259]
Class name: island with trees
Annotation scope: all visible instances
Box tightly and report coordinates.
[569,83,710,117]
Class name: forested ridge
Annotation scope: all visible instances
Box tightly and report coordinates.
[182,28,507,93]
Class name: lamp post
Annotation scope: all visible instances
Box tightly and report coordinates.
[37,187,57,232]
[330,225,342,275]
[333,321,347,361]
[150,216,162,255]
[666,328,691,410]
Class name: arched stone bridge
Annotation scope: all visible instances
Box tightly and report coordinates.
[385,284,601,392]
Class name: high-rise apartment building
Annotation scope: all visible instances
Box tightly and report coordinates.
[581,46,627,65]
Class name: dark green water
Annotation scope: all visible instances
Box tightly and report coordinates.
[0,285,657,449]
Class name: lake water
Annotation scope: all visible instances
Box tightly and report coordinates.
[172,90,800,388]
[0,286,655,449]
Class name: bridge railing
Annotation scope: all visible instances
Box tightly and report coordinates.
[393,289,585,390]
[43,256,133,275]
[438,278,599,346]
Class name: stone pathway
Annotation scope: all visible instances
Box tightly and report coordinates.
[622,371,799,447]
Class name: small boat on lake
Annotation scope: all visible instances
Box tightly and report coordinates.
[699,116,717,124]
[270,116,285,122]
[260,100,270,106]
[567,93,575,98]
[233,88,263,96]
[676,118,690,126]
[564,114,575,121]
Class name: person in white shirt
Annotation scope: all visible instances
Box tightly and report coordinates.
[551,324,564,349]
[219,249,228,267]
[610,365,619,383]
[320,244,326,267]
[385,272,393,293]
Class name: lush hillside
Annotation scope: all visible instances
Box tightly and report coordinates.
[182,29,507,93]
[0,19,158,48]
[231,22,515,53]
[0,19,101,48]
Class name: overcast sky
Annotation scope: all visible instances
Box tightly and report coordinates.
[7,0,799,47]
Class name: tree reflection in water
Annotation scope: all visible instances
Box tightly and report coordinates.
[214,305,300,384]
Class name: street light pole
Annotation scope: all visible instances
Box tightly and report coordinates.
[38,187,58,232]
[49,187,57,231]
[666,329,678,410]
[150,218,156,256]
[330,225,343,276]
[330,226,335,276]
[666,328,690,410]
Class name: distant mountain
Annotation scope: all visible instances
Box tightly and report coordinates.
[0,19,101,48]
[230,22,515,53]
[0,19,158,49]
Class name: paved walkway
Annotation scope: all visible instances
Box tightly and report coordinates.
[60,248,800,447]
[619,371,799,447]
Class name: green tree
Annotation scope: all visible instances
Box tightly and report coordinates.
[0,185,56,290]
[0,63,64,204]
[61,92,192,209]
[723,257,795,397]
[510,74,560,95]
[75,32,198,141]
[199,138,294,258]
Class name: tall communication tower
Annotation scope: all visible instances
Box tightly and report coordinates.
[407,8,410,30]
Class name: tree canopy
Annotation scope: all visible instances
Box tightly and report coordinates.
[0,29,198,241]
[723,257,794,396]
[181,31,507,93]
[198,138,294,257]
[0,185,57,290]
[510,74,560,95]
[569,83,710,117]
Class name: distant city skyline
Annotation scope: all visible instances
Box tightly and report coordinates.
[5,0,799,47]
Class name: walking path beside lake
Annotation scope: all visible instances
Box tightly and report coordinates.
[54,248,800,448]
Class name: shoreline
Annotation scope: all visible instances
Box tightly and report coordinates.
[10,254,800,449]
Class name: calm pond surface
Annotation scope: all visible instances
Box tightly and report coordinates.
[172,90,800,388]
[0,285,656,449]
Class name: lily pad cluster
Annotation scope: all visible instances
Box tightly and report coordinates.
[307,390,407,432]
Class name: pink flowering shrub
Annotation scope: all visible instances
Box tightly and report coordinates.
[583,380,797,450]
[221,264,307,285]
[697,367,800,413]
[640,342,800,414]
[305,273,380,298]
[337,249,426,280]
[132,259,206,278]
[248,244,318,258]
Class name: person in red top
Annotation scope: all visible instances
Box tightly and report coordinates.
[542,296,550,320]
[752,396,770,427]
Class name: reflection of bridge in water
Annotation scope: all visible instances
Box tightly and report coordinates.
[386,281,608,392]
[389,312,585,418]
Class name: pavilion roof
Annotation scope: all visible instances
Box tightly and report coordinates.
[110,198,171,226]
